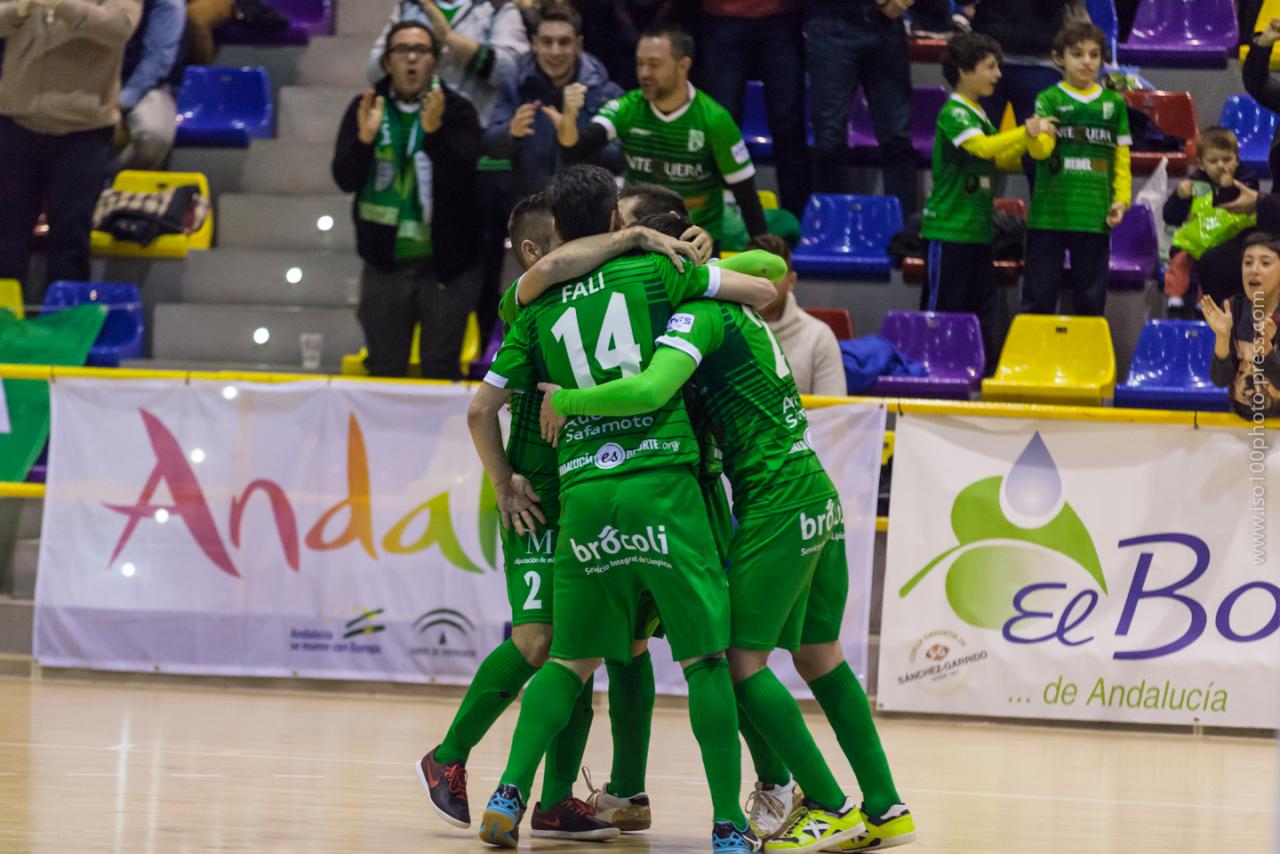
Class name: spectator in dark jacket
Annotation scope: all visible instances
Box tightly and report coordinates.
[1202,232,1280,419]
[332,21,484,380]
[483,5,622,202]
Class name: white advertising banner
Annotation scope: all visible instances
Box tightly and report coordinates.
[35,379,884,694]
[879,414,1280,728]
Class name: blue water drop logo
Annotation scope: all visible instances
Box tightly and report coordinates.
[1002,432,1062,522]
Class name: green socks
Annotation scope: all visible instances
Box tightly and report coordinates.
[684,658,747,827]
[738,712,792,787]
[809,661,901,816]
[501,661,585,802]
[736,668,845,810]
[540,674,595,806]
[436,639,537,764]
[605,651,655,798]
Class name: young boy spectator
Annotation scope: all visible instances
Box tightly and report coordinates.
[1162,127,1260,319]
[1023,21,1131,317]
[1202,232,1280,418]
[922,32,1055,362]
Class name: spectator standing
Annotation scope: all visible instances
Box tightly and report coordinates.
[558,24,768,246]
[695,0,810,218]
[748,233,846,396]
[332,21,484,379]
[0,0,142,302]
[113,0,186,172]
[1022,21,1130,317]
[483,5,622,203]
[1202,232,1280,419]
[806,0,917,218]
[572,0,697,90]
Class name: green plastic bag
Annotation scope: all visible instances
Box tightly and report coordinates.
[1171,189,1256,260]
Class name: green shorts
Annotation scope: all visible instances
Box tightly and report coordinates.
[502,517,558,626]
[549,467,730,664]
[729,493,848,652]
[702,475,734,567]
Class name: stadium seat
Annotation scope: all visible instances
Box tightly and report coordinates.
[175,67,274,148]
[791,195,901,279]
[1109,203,1159,289]
[848,86,947,165]
[1239,0,1280,68]
[1086,0,1120,61]
[908,37,946,64]
[1124,90,1198,175]
[0,279,24,319]
[220,0,333,45]
[91,170,214,259]
[1114,320,1230,411]
[901,197,1025,287]
[1117,0,1236,67]
[742,80,773,160]
[1219,94,1276,178]
[871,311,984,399]
[42,282,144,367]
[803,307,854,340]
[982,314,1116,405]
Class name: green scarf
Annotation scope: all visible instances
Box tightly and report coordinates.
[359,99,432,262]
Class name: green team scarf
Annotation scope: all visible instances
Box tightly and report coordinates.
[1171,190,1256,260]
[358,99,432,262]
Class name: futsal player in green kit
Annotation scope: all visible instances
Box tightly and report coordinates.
[528,215,916,852]
[476,166,776,853]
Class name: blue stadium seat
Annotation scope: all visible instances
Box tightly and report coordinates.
[1086,0,1119,61]
[175,67,274,148]
[791,195,901,279]
[741,80,773,160]
[1219,94,1277,178]
[42,282,144,367]
[1114,320,1230,410]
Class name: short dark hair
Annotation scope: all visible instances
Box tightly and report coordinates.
[384,20,440,61]
[1052,20,1111,63]
[747,233,792,268]
[535,5,582,38]
[619,182,688,221]
[940,32,1002,88]
[635,211,691,240]
[508,192,553,251]
[639,23,695,62]
[1243,231,1280,258]
[1197,126,1240,157]
[546,165,618,240]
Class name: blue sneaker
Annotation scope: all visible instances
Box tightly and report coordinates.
[713,820,763,852]
[478,784,526,849]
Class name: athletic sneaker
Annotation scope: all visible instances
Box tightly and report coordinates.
[745,779,801,839]
[713,820,764,852]
[825,803,916,850]
[478,784,526,849]
[765,797,865,853]
[531,796,621,841]
[416,747,469,828]
[581,767,652,831]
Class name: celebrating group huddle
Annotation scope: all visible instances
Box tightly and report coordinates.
[414,164,915,854]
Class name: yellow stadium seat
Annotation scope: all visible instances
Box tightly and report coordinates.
[981,314,1116,405]
[997,103,1021,172]
[341,314,481,378]
[91,170,214,259]
[881,431,895,466]
[1240,0,1280,68]
[0,279,24,319]
[758,190,779,210]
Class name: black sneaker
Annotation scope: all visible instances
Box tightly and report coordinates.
[416,747,470,828]
[479,784,527,848]
[531,796,621,840]
[713,819,764,852]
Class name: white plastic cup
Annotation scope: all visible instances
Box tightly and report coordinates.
[300,332,323,371]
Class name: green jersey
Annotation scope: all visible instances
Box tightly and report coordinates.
[594,85,755,240]
[657,299,836,517]
[495,280,560,508]
[922,95,997,244]
[1028,83,1131,234]
[485,253,719,491]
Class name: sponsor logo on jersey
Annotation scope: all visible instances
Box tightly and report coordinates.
[594,442,626,470]
[630,128,653,136]
[666,313,695,334]
[663,160,707,181]
[625,153,655,173]
[731,139,750,164]
[687,128,705,152]
[570,524,670,562]
[1102,101,1114,120]
[799,498,844,541]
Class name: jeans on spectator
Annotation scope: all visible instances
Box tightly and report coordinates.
[112,86,177,173]
[357,261,484,380]
[697,11,810,218]
[980,63,1060,183]
[807,10,916,218]
[926,240,998,368]
[0,116,113,304]
[1022,229,1111,316]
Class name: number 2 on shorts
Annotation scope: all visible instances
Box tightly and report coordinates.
[523,570,543,610]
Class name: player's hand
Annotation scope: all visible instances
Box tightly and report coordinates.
[876,0,912,19]
[421,86,445,134]
[561,82,587,118]
[510,101,539,139]
[630,225,697,272]
[1259,18,1280,47]
[1201,295,1234,339]
[1216,180,1258,214]
[357,90,385,145]
[495,473,545,536]
[1105,203,1126,228]
[680,225,714,264]
[1176,179,1195,199]
[536,382,566,448]
[1024,115,1057,138]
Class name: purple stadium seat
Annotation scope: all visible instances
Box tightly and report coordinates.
[220,0,333,46]
[791,195,902,278]
[1109,204,1159,289]
[1114,320,1230,410]
[848,86,947,165]
[1116,0,1236,68]
[1220,93,1277,178]
[871,311,984,399]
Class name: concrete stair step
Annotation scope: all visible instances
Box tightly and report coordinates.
[277,86,354,144]
[218,193,355,252]
[336,0,391,36]
[297,36,375,89]
[152,304,363,369]
[178,248,359,307]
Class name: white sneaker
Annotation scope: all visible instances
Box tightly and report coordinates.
[746,779,801,839]
[581,767,651,831]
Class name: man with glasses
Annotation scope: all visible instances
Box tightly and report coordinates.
[332,20,485,379]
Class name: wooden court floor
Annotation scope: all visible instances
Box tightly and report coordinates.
[0,675,1274,853]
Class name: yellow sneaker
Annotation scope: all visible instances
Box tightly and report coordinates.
[827,803,916,850]
[764,798,864,853]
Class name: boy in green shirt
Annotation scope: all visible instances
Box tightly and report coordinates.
[922,32,1055,365]
[1024,21,1132,317]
